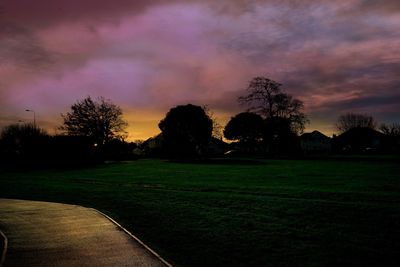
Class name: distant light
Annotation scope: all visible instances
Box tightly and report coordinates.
[94,143,98,147]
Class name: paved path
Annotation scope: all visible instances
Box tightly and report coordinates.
[0,199,171,267]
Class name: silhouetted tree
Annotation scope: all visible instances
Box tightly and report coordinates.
[239,76,307,134]
[0,123,49,164]
[263,117,299,154]
[336,113,376,133]
[60,96,127,145]
[380,123,400,136]
[224,112,264,145]
[159,104,213,157]
[379,123,400,153]
[1,123,47,140]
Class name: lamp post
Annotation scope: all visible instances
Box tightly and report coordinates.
[25,109,36,127]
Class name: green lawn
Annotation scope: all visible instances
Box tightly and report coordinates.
[1,159,400,266]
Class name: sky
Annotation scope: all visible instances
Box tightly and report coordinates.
[1,0,399,141]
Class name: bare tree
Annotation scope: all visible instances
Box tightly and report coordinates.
[335,113,377,133]
[239,76,308,134]
[61,96,128,145]
[380,123,400,136]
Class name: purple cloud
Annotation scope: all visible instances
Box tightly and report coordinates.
[0,0,399,139]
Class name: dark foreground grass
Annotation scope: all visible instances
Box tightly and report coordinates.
[1,159,400,266]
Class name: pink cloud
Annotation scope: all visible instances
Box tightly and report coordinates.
[1,1,399,139]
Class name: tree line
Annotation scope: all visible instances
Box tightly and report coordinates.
[1,76,399,167]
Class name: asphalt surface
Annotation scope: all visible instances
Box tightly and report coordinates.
[0,199,170,267]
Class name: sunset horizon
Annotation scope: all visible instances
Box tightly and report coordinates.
[1,2,400,265]
[1,0,399,141]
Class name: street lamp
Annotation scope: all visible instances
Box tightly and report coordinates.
[25,109,36,127]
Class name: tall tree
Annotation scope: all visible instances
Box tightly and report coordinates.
[159,104,213,157]
[239,76,307,134]
[263,117,299,154]
[61,96,127,145]
[224,112,264,144]
[335,113,376,133]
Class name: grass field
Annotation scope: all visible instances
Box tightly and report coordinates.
[1,159,400,266]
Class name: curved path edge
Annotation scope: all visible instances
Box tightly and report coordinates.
[92,209,173,267]
[0,198,173,267]
[0,230,7,267]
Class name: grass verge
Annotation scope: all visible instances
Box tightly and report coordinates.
[1,159,400,266]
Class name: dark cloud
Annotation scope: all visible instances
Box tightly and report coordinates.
[1,0,162,27]
[0,0,399,138]
[0,23,54,69]
[317,93,400,112]
[284,61,400,95]
[3,0,400,28]
[356,0,400,14]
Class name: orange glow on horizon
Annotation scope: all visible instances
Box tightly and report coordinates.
[123,109,338,142]
[28,108,338,142]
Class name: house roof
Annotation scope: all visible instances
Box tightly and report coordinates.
[300,130,330,141]
[336,127,384,141]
